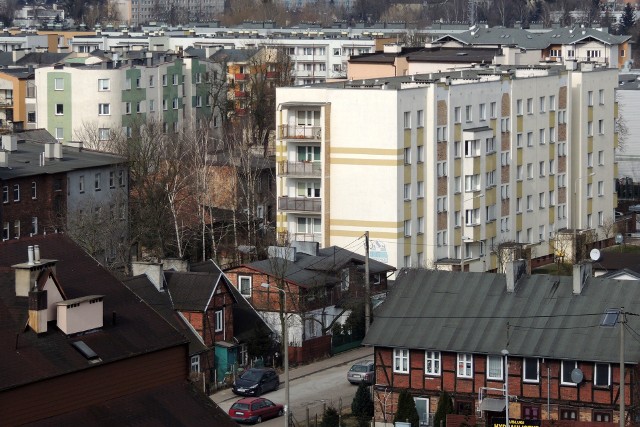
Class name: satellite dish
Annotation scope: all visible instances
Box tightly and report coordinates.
[590,248,601,261]
[571,368,584,384]
[615,233,624,245]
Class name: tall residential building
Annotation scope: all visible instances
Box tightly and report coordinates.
[275,63,618,272]
[34,53,220,147]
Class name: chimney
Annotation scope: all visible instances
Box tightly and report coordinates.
[44,142,63,159]
[28,287,48,333]
[505,259,527,293]
[13,247,57,297]
[2,134,17,151]
[161,258,189,272]
[572,261,592,295]
[131,261,164,291]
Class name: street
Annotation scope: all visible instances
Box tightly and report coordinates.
[212,348,372,426]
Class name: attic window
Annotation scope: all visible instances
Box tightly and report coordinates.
[71,340,101,363]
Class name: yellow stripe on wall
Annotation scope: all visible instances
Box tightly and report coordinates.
[329,158,402,166]
[330,219,400,227]
[330,147,402,155]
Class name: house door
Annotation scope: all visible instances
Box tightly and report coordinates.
[414,397,429,427]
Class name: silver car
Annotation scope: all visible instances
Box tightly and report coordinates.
[347,359,375,385]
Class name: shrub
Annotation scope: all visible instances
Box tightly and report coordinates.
[351,383,374,420]
[393,389,420,427]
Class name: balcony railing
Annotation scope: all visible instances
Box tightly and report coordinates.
[278,125,321,140]
[235,73,247,81]
[0,98,13,107]
[234,90,247,98]
[278,196,321,212]
[278,161,321,177]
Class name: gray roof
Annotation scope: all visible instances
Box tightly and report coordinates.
[245,257,339,288]
[165,271,229,312]
[15,52,72,66]
[437,27,630,49]
[209,48,260,62]
[0,130,126,180]
[363,268,640,364]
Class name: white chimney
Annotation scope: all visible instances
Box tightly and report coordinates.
[28,245,34,265]
[34,245,40,263]
[505,259,527,293]
[56,295,104,335]
[2,134,17,151]
[45,142,63,160]
[572,261,592,295]
[0,150,8,167]
[131,261,164,291]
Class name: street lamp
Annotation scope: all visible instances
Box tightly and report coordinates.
[261,283,290,427]
[460,194,484,271]
[501,349,509,427]
[572,173,595,263]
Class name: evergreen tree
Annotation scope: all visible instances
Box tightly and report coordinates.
[619,3,635,35]
[393,389,420,427]
[321,406,343,427]
[352,383,374,422]
[433,391,454,427]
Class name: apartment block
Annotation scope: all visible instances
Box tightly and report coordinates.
[275,63,618,272]
[34,53,219,147]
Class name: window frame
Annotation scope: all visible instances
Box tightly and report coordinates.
[457,353,473,378]
[425,351,441,376]
[214,309,223,332]
[594,363,610,387]
[393,348,409,373]
[487,355,504,380]
[54,78,64,90]
[238,275,252,297]
[523,357,539,383]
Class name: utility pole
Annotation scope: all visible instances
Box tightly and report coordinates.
[364,231,370,334]
[620,307,626,427]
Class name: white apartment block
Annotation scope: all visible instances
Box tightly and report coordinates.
[275,63,618,272]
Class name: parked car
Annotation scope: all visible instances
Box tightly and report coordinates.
[229,397,284,424]
[629,205,640,213]
[232,368,280,396]
[347,359,375,384]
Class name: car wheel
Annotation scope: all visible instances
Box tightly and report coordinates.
[255,416,262,424]
[274,381,280,391]
[256,386,263,396]
[278,409,284,417]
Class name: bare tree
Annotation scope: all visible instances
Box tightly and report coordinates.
[601,216,618,240]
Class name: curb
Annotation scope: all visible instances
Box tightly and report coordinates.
[287,347,373,382]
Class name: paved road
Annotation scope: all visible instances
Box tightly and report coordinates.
[211,346,373,425]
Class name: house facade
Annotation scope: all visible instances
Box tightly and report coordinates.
[363,264,638,427]
[275,63,618,272]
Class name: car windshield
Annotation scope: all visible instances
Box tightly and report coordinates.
[240,370,263,381]
[350,365,368,372]
[231,403,250,410]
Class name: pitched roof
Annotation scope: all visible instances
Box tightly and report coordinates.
[242,257,340,289]
[0,130,126,180]
[0,234,189,392]
[165,271,222,312]
[209,48,260,62]
[26,382,237,427]
[123,275,209,356]
[591,252,640,274]
[15,52,71,66]
[363,268,640,364]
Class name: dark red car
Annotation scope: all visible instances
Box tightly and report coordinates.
[228,397,284,424]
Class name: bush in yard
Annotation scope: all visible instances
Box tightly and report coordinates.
[393,389,420,427]
[433,391,454,427]
[321,405,344,427]
[351,383,374,426]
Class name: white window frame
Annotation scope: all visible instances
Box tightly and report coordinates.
[594,363,610,387]
[425,351,441,376]
[98,78,110,91]
[561,360,578,385]
[54,78,64,90]
[239,275,252,297]
[214,309,223,332]
[394,348,409,373]
[487,355,504,380]
[523,357,540,383]
[457,353,473,378]
[190,355,200,372]
[98,103,110,115]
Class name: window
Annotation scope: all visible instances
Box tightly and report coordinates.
[136,102,142,113]
[516,198,522,213]
[588,121,593,136]
[172,74,179,85]
[425,351,441,375]
[594,411,612,422]
[454,177,461,193]
[149,75,155,87]
[527,195,533,211]
[98,103,110,115]
[2,222,8,240]
[98,78,110,91]
[598,150,604,165]
[437,126,448,142]
[404,147,411,164]
[31,217,38,235]
[98,128,110,141]
[417,110,424,127]
[31,182,36,199]
[526,98,533,114]
[172,98,179,109]
[454,107,461,123]
[599,89,605,105]
[479,103,486,121]
[539,96,545,113]
[2,185,6,203]
[125,77,131,90]
[464,174,480,192]
[136,77,141,88]
[394,348,409,373]
[437,197,447,213]
[437,161,447,177]
[539,128,545,145]
[215,309,223,332]
[149,99,155,112]
[54,78,64,90]
[598,181,604,196]
[486,170,495,187]
[465,105,472,122]
[404,220,411,236]
[403,183,411,200]
[417,181,424,198]
[550,126,556,143]
[517,165,523,181]
[163,99,168,111]
[587,183,593,198]
[516,132,522,147]
[539,161,545,177]
[191,355,200,373]
[14,220,20,237]
[527,132,533,147]
[437,231,447,246]
[417,146,424,163]
[558,110,566,124]
[485,137,495,153]
[594,363,610,386]
[487,355,504,380]
[490,102,497,118]
[517,99,523,115]
[501,184,510,200]
[539,192,545,208]
[162,74,167,86]
[465,208,480,225]
[527,163,533,179]
[598,119,604,134]
[457,353,473,378]
[118,170,125,187]
[125,102,131,114]
[454,141,461,158]
[417,217,424,234]
[523,357,539,382]
[523,406,541,420]
[501,151,510,166]
[13,184,19,201]
[94,173,101,191]
[403,111,411,129]
[55,104,63,115]
[465,139,480,157]
[28,111,36,123]
[549,159,555,175]
[560,409,577,420]
[79,175,85,193]
[598,211,604,226]
[588,91,593,106]
[109,171,115,188]
[502,117,510,133]
[549,95,556,111]
[238,276,252,296]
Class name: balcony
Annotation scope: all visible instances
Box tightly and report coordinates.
[0,98,13,107]
[235,73,247,81]
[278,125,321,140]
[266,71,278,79]
[278,196,321,212]
[234,90,247,99]
[278,161,321,177]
